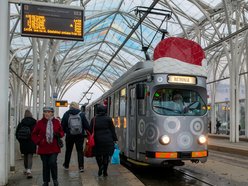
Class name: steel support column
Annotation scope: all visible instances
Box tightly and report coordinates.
[32,38,38,119]
[38,40,49,118]
[245,39,248,138]
[0,0,9,184]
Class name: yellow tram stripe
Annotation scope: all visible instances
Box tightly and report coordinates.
[127,158,150,166]
[155,152,178,159]
[192,150,207,158]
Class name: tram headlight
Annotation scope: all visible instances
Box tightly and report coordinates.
[159,135,170,145]
[198,135,207,144]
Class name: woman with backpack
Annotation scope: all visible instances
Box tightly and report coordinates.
[16,109,37,179]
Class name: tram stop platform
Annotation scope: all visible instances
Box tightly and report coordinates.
[7,136,248,186]
[208,134,248,156]
[8,147,144,186]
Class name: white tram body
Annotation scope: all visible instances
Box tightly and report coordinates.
[86,37,208,167]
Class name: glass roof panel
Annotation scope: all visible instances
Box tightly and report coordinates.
[8,0,237,104]
[85,0,122,16]
[85,14,115,33]
[201,0,222,7]
[120,0,153,12]
[169,0,204,20]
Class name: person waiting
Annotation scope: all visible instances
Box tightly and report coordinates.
[216,119,221,134]
[90,104,118,177]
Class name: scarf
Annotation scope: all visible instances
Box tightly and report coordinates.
[46,117,54,144]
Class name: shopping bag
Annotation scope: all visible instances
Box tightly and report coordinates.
[84,143,93,157]
[111,144,120,164]
[84,130,95,157]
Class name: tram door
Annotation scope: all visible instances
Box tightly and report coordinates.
[128,85,137,160]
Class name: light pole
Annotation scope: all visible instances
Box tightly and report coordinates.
[83,92,93,104]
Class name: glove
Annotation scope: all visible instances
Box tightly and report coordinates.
[54,133,60,138]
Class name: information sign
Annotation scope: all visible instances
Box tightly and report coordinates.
[55,100,68,107]
[21,3,84,40]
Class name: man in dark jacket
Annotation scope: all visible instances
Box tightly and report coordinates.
[61,102,90,172]
[216,119,221,134]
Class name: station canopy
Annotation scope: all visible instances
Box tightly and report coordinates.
[9,0,247,103]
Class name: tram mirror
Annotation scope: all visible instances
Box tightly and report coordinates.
[137,84,145,99]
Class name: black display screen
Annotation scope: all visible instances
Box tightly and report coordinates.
[21,3,84,41]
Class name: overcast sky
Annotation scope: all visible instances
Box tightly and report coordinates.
[58,80,107,117]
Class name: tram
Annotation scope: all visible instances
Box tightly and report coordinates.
[86,37,208,167]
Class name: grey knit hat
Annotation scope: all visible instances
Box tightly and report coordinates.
[43,106,54,113]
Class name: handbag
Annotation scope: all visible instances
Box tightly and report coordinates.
[84,117,95,158]
[56,135,64,148]
[111,144,120,164]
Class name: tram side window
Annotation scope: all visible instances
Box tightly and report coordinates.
[119,88,126,117]
[130,88,135,116]
[90,107,94,118]
[138,85,147,116]
[109,95,114,117]
[114,91,119,117]
[86,108,91,121]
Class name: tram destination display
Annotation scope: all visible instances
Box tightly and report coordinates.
[21,3,84,40]
[168,75,196,85]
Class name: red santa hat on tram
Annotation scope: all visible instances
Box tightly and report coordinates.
[153,37,207,76]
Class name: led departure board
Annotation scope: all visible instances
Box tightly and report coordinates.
[55,100,68,107]
[21,3,84,41]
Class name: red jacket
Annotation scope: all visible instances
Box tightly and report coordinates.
[32,117,64,155]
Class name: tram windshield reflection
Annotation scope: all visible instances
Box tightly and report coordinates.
[152,88,207,116]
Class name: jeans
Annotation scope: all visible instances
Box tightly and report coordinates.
[40,153,58,183]
[63,134,84,169]
[24,153,33,169]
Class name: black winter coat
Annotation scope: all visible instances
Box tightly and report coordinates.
[15,117,37,154]
[90,114,118,156]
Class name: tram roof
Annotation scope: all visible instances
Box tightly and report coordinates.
[9,0,247,103]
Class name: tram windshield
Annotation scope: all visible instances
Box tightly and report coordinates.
[152,88,207,116]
